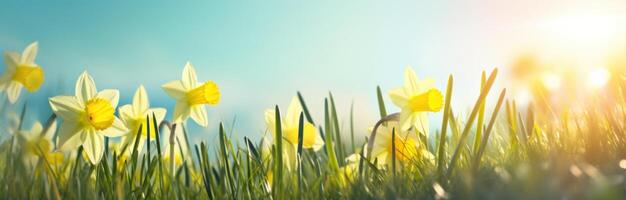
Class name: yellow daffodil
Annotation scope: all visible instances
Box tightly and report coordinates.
[162,124,191,167]
[162,62,220,127]
[118,85,166,155]
[48,71,128,164]
[389,67,443,134]
[336,153,362,187]
[264,96,325,171]
[0,42,44,103]
[18,120,64,167]
[369,121,433,166]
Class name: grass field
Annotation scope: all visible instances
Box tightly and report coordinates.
[2,43,626,200]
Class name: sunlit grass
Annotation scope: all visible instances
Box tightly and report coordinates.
[2,43,626,199]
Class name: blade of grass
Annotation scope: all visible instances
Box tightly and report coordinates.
[472,72,487,153]
[446,68,498,177]
[437,75,453,176]
[272,106,283,198]
[324,99,340,173]
[329,92,345,162]
[297,112,305,197]
[473,89,506,170]
[297,91,315,124]
[376,86,388,118]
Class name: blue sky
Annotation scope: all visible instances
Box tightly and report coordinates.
[2,1,621,143]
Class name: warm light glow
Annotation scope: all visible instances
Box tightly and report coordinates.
[515,88,532,106]
[587,68,610,88]
[539,14,624,46]
[541,73,561,90]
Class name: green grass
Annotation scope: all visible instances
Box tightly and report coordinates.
[2,69,626,199]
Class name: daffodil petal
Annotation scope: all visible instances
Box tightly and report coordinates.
[181,62,198,89]
[95,89,119,108]
[83,129,104,164]
[58,122,84,151]
[173,101,191,123]
[264,109,276,135]
[414,112,429,136]
[3,52,19,71]
[49,95,84,121]
[118,105,134,123]
[404,67,420,94]
[399,110,414,131]
[31,122,43,136]
[21,42,38,65]
[282,144,297,172]
[101,118,127,137]
[44,120,58,140]
[148,108,167,124]
[6,82,22,103]
[418,79,435,93]
[133,85,149,115]
[190,105,208,127]
[162,80,187,100]
[286,96,302,127]
[75,71,97,103]
[389,88,408,108]
[0,76,10,92]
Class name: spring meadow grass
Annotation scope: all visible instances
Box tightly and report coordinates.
[2,42,626,200]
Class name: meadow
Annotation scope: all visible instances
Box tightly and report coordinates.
[1,42,626,200]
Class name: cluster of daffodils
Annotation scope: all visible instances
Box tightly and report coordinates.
[263,67,442,179]
[1,42,220,165]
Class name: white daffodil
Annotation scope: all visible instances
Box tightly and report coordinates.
[0,42,44,103]
[162,62,220,127]
[389,67,443,135]
[48,71,128,164]
[18,120,64,167]
[118,85,166,155]
[264,96,324,171]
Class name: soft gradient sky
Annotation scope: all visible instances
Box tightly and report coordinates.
[2,1,625,143]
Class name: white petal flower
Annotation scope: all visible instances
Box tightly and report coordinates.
[118,85,167,156]
[1,42,44,103]
[161,62,219,127]
[48,71,127,164]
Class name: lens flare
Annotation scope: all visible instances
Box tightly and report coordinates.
[587,68,610,88]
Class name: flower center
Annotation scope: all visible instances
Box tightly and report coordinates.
[390,137,419,161]
[12,65,44,92]
[186,81,220,105]
[85,98,115,130]
[408,89,443,112]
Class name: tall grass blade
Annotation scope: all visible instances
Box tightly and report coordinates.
[297,91,316,124]
[376,86,388,118]
[473,89,506,170]
[437,75,453,176]
[446,68,498,177]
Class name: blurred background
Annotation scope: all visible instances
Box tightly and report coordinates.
[1,1,625,143]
